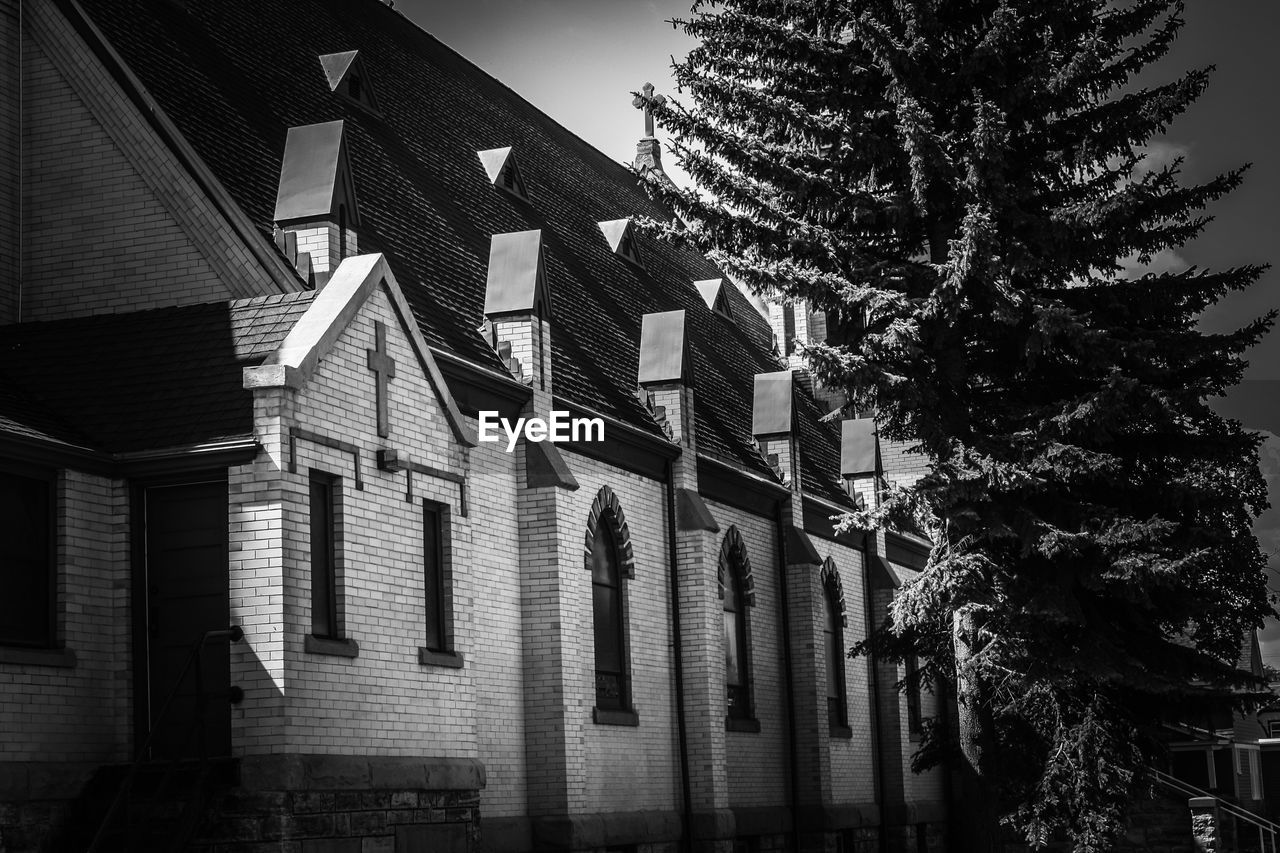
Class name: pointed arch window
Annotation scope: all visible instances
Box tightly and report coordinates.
[592,520,626,710]
[586,486,637,725]
[719,526,757,729]
[822,558,850,735]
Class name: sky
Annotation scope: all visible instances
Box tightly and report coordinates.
[400,1,1280,663]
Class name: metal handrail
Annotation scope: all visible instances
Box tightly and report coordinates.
[1153,767,1280,853]
[86,626,243,853]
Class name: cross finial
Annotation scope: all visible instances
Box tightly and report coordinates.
[631,81,667,139]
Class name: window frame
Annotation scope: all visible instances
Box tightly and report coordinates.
[822,560,851,737]
[0,464,57,651]
[586,487,637,726]
[591,515,630,713]
[418,499,462,668]
[906,653,924,739]
[304,470,356,657]
[720,526,759,732]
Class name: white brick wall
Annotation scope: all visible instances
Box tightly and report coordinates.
[0,470,130,763]
[707,500,789,809]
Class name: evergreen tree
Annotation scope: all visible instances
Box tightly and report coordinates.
[638,2,1275,849]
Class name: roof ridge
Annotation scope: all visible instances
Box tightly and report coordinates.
[313,0,659,195]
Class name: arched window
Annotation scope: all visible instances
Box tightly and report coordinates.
[822,559,848,731]
[719,526,755,722]
[591,519,626,710]
[585,486,635,719]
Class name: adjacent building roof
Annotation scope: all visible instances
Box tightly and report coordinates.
[56,0,850,500]
[0,292,315,453]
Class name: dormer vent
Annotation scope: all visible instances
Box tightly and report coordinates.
[694,278,733,320]
[478,147,529,201]
[598,219,643,269]
[483,230,547,317]
[638,310,689,386]
[840,418,878,477]
[319,50,380,113]
[274,120,360,281]
[751,370,795,437]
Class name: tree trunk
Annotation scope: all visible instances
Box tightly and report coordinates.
[952,606,1004,853]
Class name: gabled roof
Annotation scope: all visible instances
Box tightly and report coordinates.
[0,293,314,453]
[72,0,847,494]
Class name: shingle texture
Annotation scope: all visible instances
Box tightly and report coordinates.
[71,0,832,482]
[0,292,314,453]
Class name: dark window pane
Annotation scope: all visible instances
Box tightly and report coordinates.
[593,585,622,671]
[591,515,627,710]
[906,655,923,734]
[725,611,741,686]
[423,503,445,651]
[0,473,51,647]
[591,524,616,585]
[310,475,336,637]
[825,587,846,726]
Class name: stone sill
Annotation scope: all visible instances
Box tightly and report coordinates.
[305,635,359,658]
[418,647,464,668]
[593,707,639,727]
[830,724,853,740]
[0,645,77,668]
[726,716,761,734]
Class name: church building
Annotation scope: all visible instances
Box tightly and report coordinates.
[0,0,947,851]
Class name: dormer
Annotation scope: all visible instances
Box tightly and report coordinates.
[482,230,551,391]
[478,147,529,202]
[319,50,380,113]
[694,278,733,320]
[273,120,361,284]
[598,219,643,270]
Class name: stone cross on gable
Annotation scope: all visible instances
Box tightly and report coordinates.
[632,82,667,139]
[367,321,396,438]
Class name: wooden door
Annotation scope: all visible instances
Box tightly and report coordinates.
[139,479,231,759]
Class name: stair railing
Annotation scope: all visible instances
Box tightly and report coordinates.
[1153,767,1280,853]
[87,626,243,853]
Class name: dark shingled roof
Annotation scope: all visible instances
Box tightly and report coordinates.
[70,0,848,497]
[0,292,315,453]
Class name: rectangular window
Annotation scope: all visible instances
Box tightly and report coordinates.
[906,654,923,735]
[309,472,339,639]
[423,501,447,653]
[782,302,797,355]
[0,470,54,647]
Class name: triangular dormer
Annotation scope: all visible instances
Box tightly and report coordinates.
[477,147,529,202]
[319,50,380,114]
[598,219,643,269]
[694,278,733,320]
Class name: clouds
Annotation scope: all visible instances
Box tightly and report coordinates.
[1135,140,1193,176]
[1118,247,1191,277]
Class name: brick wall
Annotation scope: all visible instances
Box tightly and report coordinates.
[706,500,789,810]
[564,459,680,815]
[0,0,17,322]
[818,541,877,808]
[0,469,130,763]
[879,438,929,490]
[240,288,477,757]
[466,437,527,821]
[17,0,285,323]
